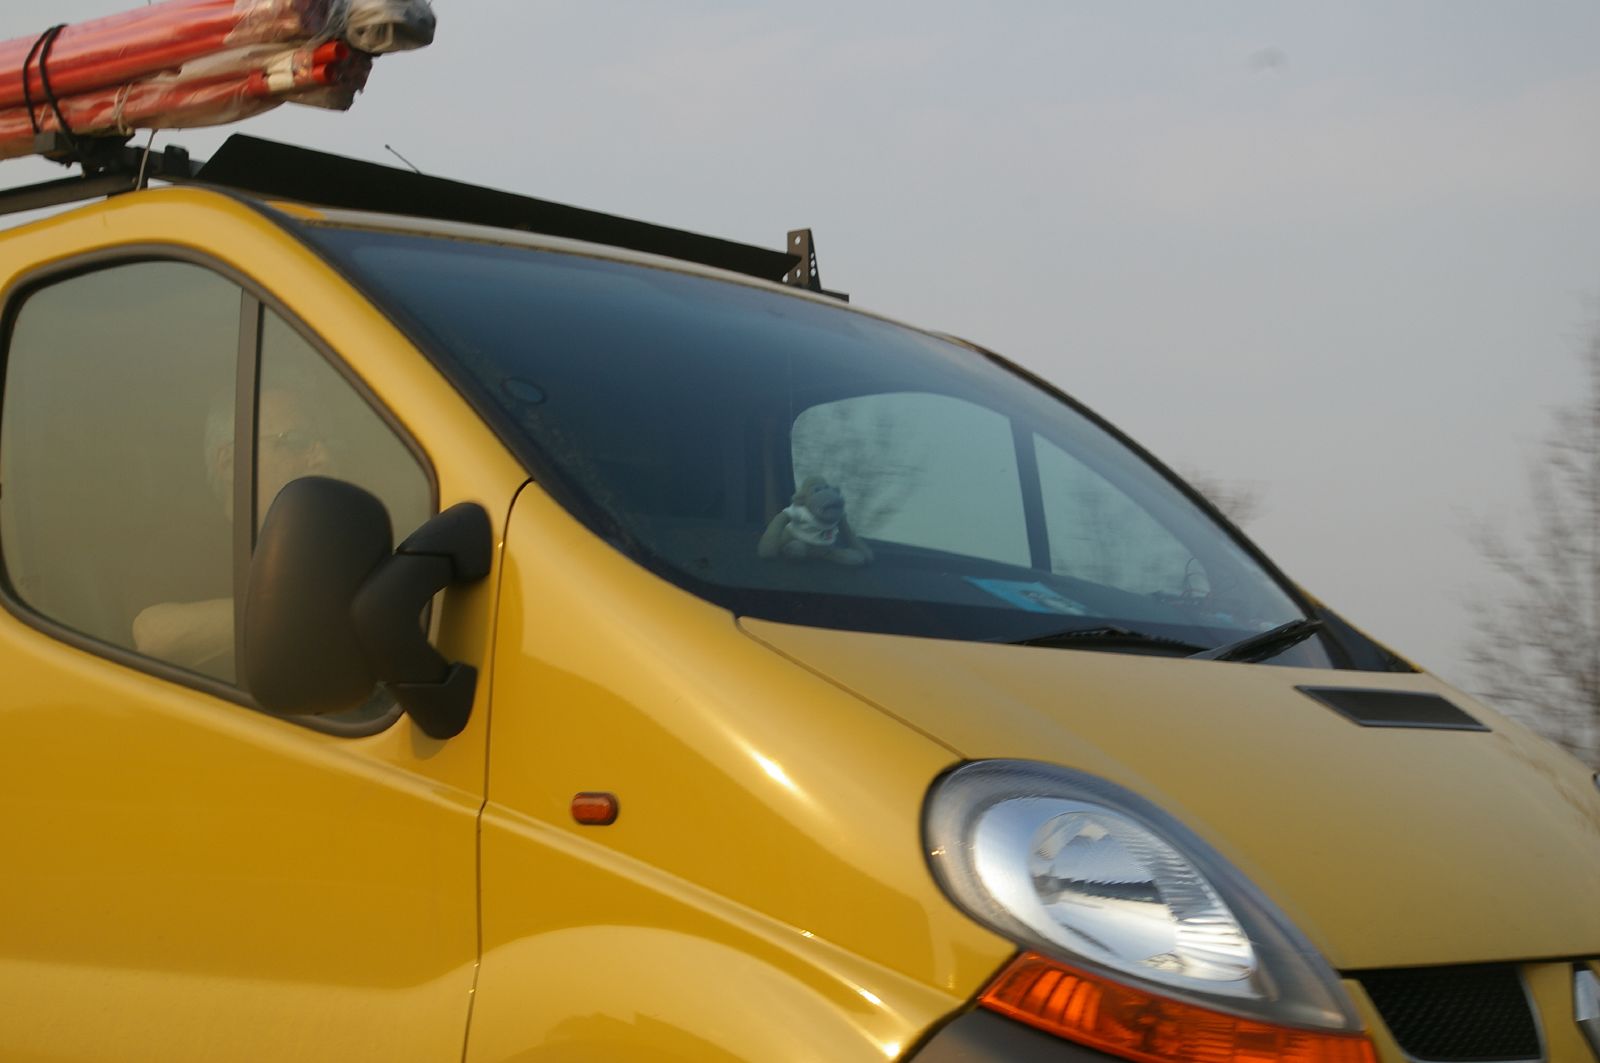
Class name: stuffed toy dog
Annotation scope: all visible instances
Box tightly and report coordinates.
[757,476,874,565]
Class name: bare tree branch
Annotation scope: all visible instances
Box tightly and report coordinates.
[1465,324,1600,766]
[1178,467,1267,528]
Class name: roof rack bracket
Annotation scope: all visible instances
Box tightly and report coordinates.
[781,228,848,302]
[32,130,131,173]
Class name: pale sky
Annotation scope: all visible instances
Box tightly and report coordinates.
[4,1,1598,689]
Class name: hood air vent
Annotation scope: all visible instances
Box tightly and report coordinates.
[1297,687,1489,732]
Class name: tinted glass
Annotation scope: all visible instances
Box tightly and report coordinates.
[305,225,1309,652]
[794,393,1030,566]
[0,261,432,696]
[0,262,240,679]
[257,310,429,537]
[1038,434,1202,597]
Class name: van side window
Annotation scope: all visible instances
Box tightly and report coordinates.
[0,261,240,679]
[0,261,431,702]
[251,310,432,725]
[256,309,430,543]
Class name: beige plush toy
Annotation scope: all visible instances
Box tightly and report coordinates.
[757,476,874,565]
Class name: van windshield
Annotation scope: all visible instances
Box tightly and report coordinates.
[301,223,1317,657]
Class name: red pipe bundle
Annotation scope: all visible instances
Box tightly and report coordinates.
[0,0,334,112]
[0,0,386,162]
[0,41,368,161]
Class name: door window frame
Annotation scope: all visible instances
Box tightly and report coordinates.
[0,245,438,736]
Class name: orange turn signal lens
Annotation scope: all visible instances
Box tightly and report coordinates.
[570,792,619,825]
[980,953,1376,1063]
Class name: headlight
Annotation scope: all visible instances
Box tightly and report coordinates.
[924,760,1363,1033]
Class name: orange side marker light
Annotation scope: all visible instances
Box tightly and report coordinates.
[571,792,619,826]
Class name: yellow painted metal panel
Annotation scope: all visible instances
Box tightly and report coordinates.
[741,619,1600,971]
[0,638,480,1061]
[468,484,1014,1062]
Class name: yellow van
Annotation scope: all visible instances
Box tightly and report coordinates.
[1,136,1596,1063]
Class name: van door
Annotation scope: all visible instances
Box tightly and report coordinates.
[0,248,500,1061]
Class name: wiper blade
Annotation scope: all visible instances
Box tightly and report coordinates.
[1004,618,1323,664]
[1190,617,1323,664]
[1006,625,1206,655]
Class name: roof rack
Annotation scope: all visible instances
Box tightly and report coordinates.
[0,133,847,300]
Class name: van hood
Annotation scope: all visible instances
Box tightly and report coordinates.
[741,619,1600,971]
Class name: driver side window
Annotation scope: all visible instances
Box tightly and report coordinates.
[1,261,240,679]
[257,309,429,540]
[0,259,430,707]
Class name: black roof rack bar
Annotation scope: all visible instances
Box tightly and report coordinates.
[0,133,846,299]
[196,136,825,291]
[0,135,200,219]
[0,170,136,217]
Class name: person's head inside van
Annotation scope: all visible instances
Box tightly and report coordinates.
[203,387,332,523]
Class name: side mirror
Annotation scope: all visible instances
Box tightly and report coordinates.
[242,476,492,739]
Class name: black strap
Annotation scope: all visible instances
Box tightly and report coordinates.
[20,25,55,134]
[21,24,81,155]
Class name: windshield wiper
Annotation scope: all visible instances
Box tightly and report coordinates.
[1189,617,1323,664]
[1005,625,1207,655]
[1005,617,1324,664]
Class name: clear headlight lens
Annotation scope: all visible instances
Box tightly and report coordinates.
[926,760,1362,1032]
[983,800,1253,984]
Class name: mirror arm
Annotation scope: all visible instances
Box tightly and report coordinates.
[350,502,493,739]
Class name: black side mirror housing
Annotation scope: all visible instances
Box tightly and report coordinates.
[242,476,492,739]
[243,477,390,716]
